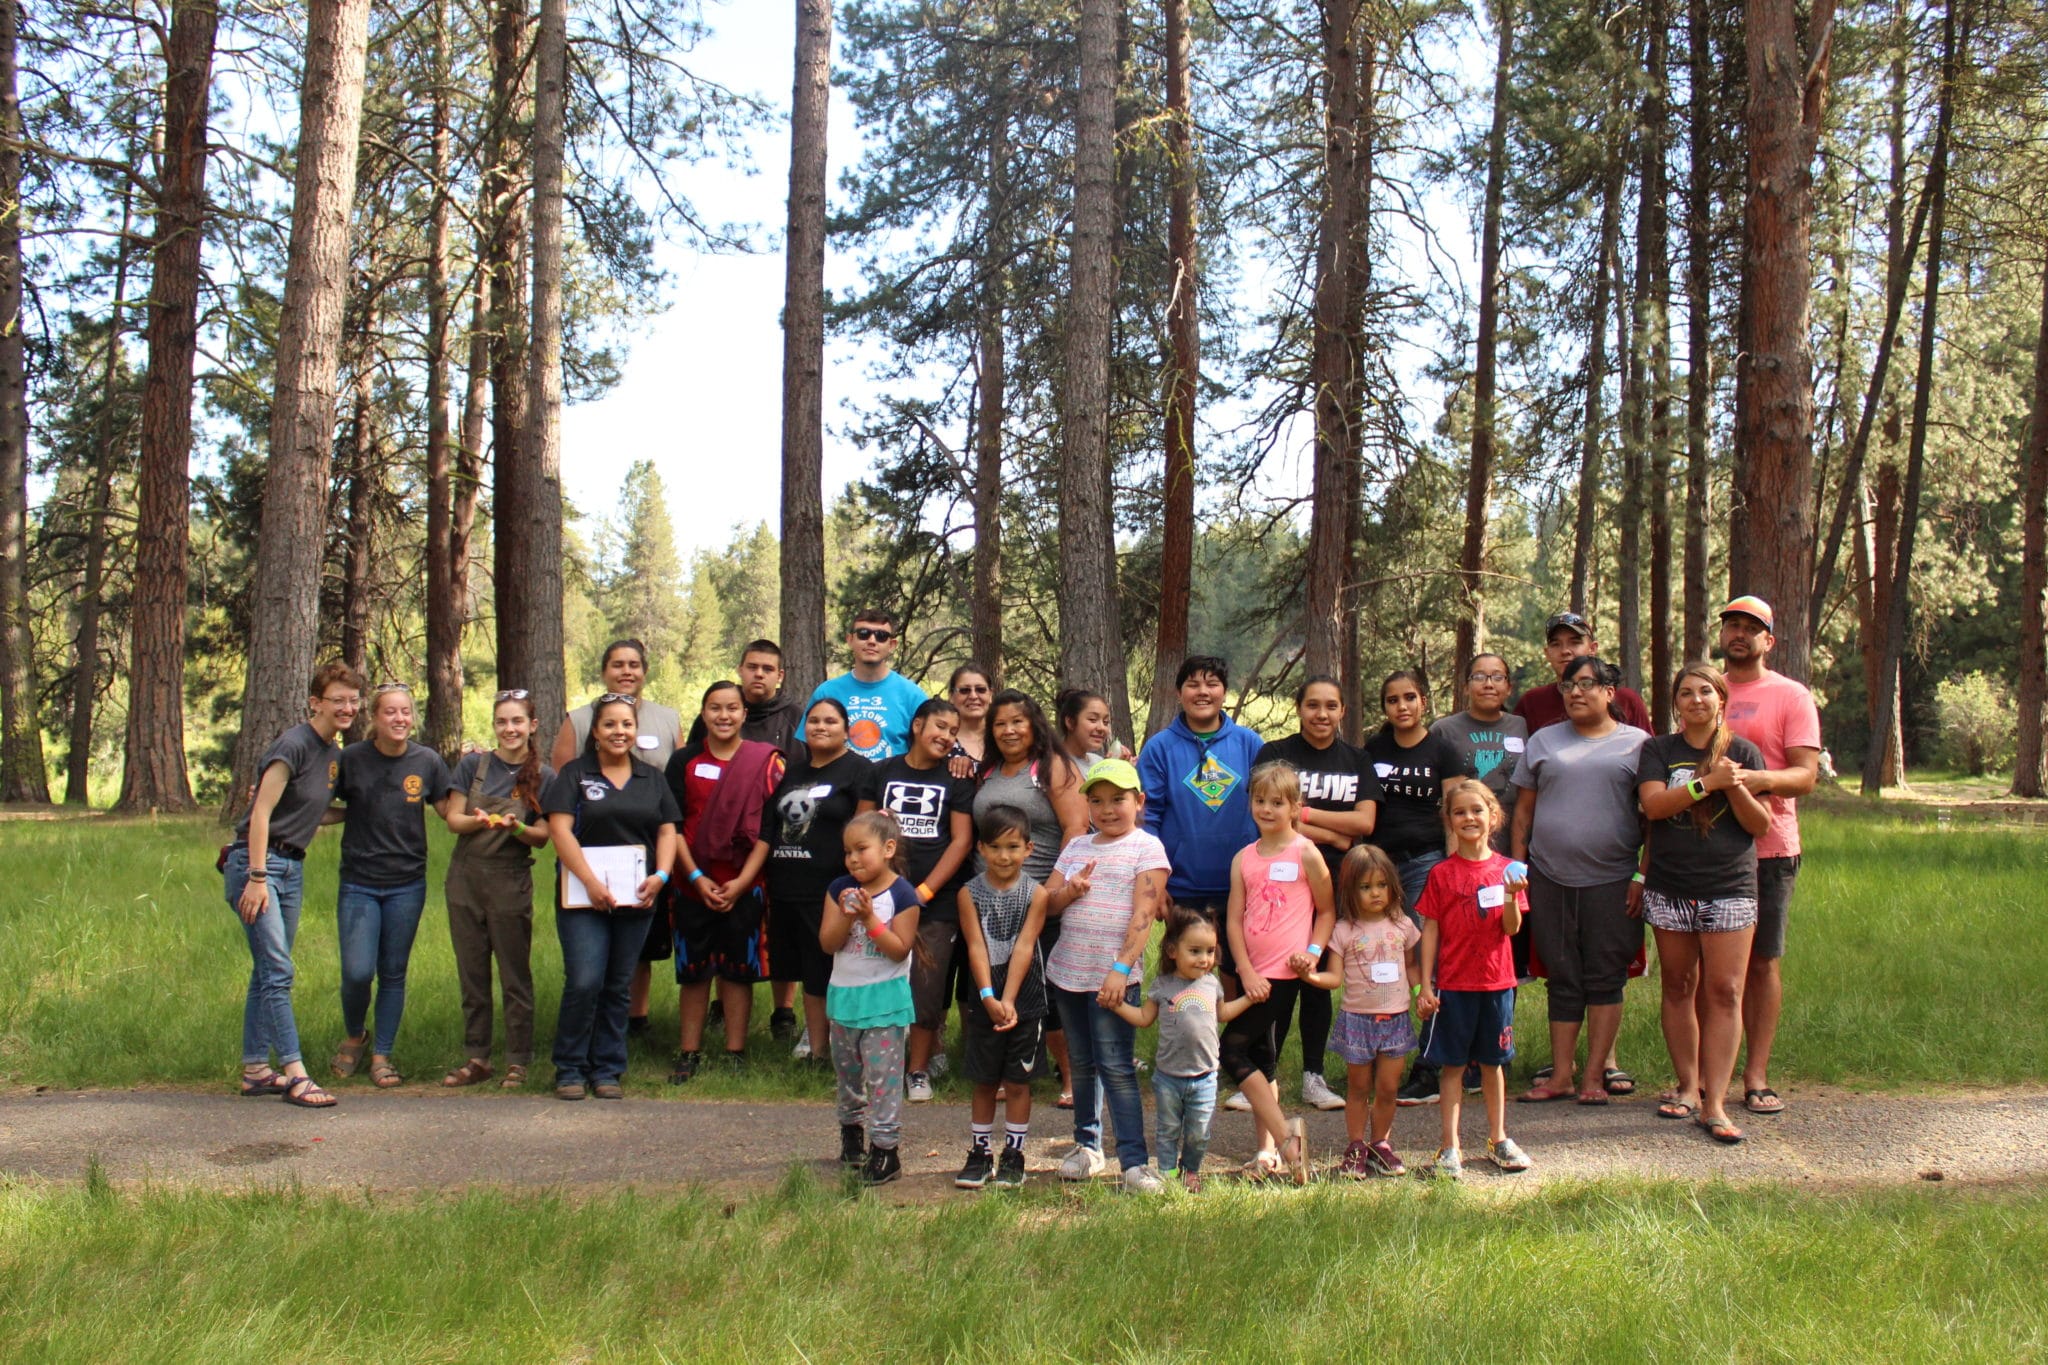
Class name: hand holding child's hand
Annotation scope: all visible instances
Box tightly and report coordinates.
[1285,950,1317,977]
[1417,988,1440,1020]
[1240,968,1271,1004]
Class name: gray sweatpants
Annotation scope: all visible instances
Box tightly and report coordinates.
[830,1022,907,1149]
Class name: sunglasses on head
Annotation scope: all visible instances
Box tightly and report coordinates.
[372,681,412,696]
[495,689,530,702]
[596,692,640,707]
[853,627,894,643]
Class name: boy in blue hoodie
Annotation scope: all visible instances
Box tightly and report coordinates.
[1138,655,1264,995]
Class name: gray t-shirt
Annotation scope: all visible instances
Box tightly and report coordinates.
[337,741,455,887]
[1150,972,1225,1078]
[1429,710,1529,801]
[235,722,340,854]
[974,764,1070,885]
[1511,724,1648,887]
[568,699,685,772]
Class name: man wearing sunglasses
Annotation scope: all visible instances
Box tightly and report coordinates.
[798,609,930,762]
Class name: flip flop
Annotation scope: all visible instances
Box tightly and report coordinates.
[1656,1097,1698,1120]
[1602,1068,1637,1096]
[1575,1089,1610,1106]
[1698,1115,1745,1144]
[1517,1083,1575,1103]
[1744,1088,1785,1115]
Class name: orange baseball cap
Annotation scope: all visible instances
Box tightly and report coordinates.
[1719,595,1774,630]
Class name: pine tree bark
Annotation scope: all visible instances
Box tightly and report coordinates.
[118,0,220,813]
[0,0,42,803]
[512,0,568,731]
[1731,0,1834,683]
[1452,0,1512,691]
[1618,173,1645,694]
[422,0,463,760]
[1862,456,1905,785]
[2009,255,2048,797]
[1681,0,1711,664]
[456,264,489,627]
[339,322,377,687]
[1570,152,1624,615]
[780,0,831,700]
[224,0,372,822]
[970,98,1007,683]
[1862,0,1953,795]
[1339,22,1374,733]
[1643,0,1673,723]
[487,0,530,691]
[1058,0,1129,739]
[1147,0,1197,737]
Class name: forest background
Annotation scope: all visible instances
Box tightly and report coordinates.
[0,0,2043,816]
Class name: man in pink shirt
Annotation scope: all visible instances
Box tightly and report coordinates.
[1717,596,1821,1117]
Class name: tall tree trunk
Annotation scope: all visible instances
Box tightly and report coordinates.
[1570,152,1624,615]
[1452,0,1512,690]
[1058,0,1129,741]
[1731,0,1834,683]
[2013,255,2048,797]
[1643,1,1673,723]
[780,0,831,700]
[339,324,376,685]
[1305,0,1363,682]
[0,0,41,803]
[66,175,137,804]
[1339,24,1374,734]
[970,85,1008,684]
[487,0,530,691]
[224,0,373,822]
[455,264,489,629]
[1861,457,1904,785]
[1862,0,1953,795]
[1147,0,1197,737]
[118,0,219,814]
[1681,0,1711,663]
[1618,164,1645,694]
[422,0,462,760]
[511,0,568,730]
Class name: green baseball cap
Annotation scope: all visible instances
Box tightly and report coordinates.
[1082,757,1142,792]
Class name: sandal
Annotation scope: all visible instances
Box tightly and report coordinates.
[1698,1114,1746,1144]
[1283,1118,1311,1186]
[1656,1096,1698,1120]
[1241,1148,1283,1181]
[1743,1087,1785,1115]
[1056,1091,1074,1110]
[331,1033,369,1078]
[369,1060,404,1089]
[238,1067,293,1098]
[1575,1088,1610,1106]
[443,1059,495,1088]
[1602,1068,1637,1096]
[1518,1082,1575,1103]
[282,1075,338,1109]
[500,1064,528,1091]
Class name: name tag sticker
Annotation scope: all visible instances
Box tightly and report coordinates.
[1269,861,1301,883]
[1477,884,1506,909]
[693,763,722,780]
[809,784,834,799]
[1370,960,1402,984]
[636,735,659,750]
[1503,736,1526,754]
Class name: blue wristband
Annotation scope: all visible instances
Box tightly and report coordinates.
[1110,961,1132,977]
[1305,943,1322,958]
[979,986,996,1000]
[688,868,706,883]
[655,869,671,886]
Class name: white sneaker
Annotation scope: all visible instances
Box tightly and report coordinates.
[791,1035,812,1061]
[1223,1090,1253,1112]
[1121,1164,1165,1194]
[1059,1145,1106,1181]
[907,1072,934,1103]
[1300,1072,1345,1111]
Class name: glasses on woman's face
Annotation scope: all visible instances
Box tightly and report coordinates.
[1559,678,1608,694]
[954,684,990,696]
[1468,672,1508,685]
[495,688,530,702]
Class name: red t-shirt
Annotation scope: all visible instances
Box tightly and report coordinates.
[1415,851,1523,992]
[1514,682,1654,735]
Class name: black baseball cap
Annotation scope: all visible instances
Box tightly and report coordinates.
[1544,611,1593,640]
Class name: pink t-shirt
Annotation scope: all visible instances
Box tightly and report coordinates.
[1331,915,1421,1015]
[1724,670,1822,859]
[1236,835,1316,980]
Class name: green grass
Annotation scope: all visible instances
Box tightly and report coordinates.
[2,807,2045,1095]
[1,1174,2044,1361]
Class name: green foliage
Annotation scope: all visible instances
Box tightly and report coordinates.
[1933,672,2018,777]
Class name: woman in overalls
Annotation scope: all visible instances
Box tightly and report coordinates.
[442,689,555,1090]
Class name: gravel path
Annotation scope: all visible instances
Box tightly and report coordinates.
[5,1083,2046,1199]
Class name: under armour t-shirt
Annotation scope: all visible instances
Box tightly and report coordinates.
[866,754,977,920]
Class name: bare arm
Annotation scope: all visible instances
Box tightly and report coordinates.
[234,762,292,924]
[1742,745,1820,799]
[1048,763,1090,843]
[1098,868,1167,1008]
[1510,785,1536,862]
[922,810,975,899]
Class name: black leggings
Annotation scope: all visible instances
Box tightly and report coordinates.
[1220,979,1304,1085]
[1271,981,1333,1076]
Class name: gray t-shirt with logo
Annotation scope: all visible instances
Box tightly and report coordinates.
[1149,972,1225,1078]
[1510,724,1648,887]
[235,722,340,853]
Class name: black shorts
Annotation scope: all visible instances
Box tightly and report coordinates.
[963,1012,1046,1087]
[673,885,766,986]
[766,888,832,997]
[1753,855,1800,960]
[639,906,674,962]
[1421,988,1515,1068]
[1175,896,1236,976]
[910,918,962,1028]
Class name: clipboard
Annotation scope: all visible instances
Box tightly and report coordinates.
[563,845,647,908]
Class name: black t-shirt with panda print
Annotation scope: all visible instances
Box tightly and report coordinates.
[762,750,874,924]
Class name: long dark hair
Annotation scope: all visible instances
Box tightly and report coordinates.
[987,689,1074,793]
[1672,661,1734,836]
[1056,687,1107,740]
[495,692,545,810]
[1560,655,1625,723]
[582,694,639,764]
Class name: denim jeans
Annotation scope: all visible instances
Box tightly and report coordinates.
[336,879,429,1056]
[553,909,655,1085]
[223,847,306,1067]
[1153,1070,1218,1175]
[1396,850,1446,926]
[1054,981,1149,1171]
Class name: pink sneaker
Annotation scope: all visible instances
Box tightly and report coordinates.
[1365,1139,1406,1177]
[1339,1141,1372,1179]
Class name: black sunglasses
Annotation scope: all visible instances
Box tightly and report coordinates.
[853,627,895,643]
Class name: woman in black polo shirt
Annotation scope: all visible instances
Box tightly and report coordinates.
[223,662,362,1109]
[543,694,680,1101]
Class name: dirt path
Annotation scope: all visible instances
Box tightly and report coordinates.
[5,1083,2045,1199]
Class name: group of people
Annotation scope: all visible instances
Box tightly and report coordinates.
[220,593,1820,1191]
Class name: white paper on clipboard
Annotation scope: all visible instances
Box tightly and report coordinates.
[563,845,647,908]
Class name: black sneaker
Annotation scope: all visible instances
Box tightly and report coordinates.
[667,1050,700,1085]
[862,1144,902,1186]
[955,1147,995,1189]
[1396,1065,1441,1106]
[721,1050,747,1074]
[840,1124,866,1166]
[994,1147,1027,1188]
[769,1008,798,1040]
[1464,1063,1483,1094]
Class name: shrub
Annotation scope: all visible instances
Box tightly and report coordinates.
[1934,671,2016,776]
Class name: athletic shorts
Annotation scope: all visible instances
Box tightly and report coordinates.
[909,918,962,1028]
[1753,855,1800,960]
[1642,888,1759,936]
[766,888,831,997]
[1329,1009,1417,1066]
[1421,988,1515,1069]
[962,1011,1046,1087]
[673,885,766,986]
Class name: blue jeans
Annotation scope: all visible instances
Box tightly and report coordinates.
[1397,850,1446,926]
[1055,981,1149,1171]
[336,880,429,1056]
[223,848,306,1067]
[554,909,655,1085]
[1153,1070,1217,1175]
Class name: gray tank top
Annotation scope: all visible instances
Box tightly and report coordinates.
[975,762,1066,884]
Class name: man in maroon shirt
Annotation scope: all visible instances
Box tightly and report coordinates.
[1514,612,1654,735]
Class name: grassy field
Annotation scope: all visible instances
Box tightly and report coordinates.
[2,802,2045,1097]
[1,1173,2043,1362]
